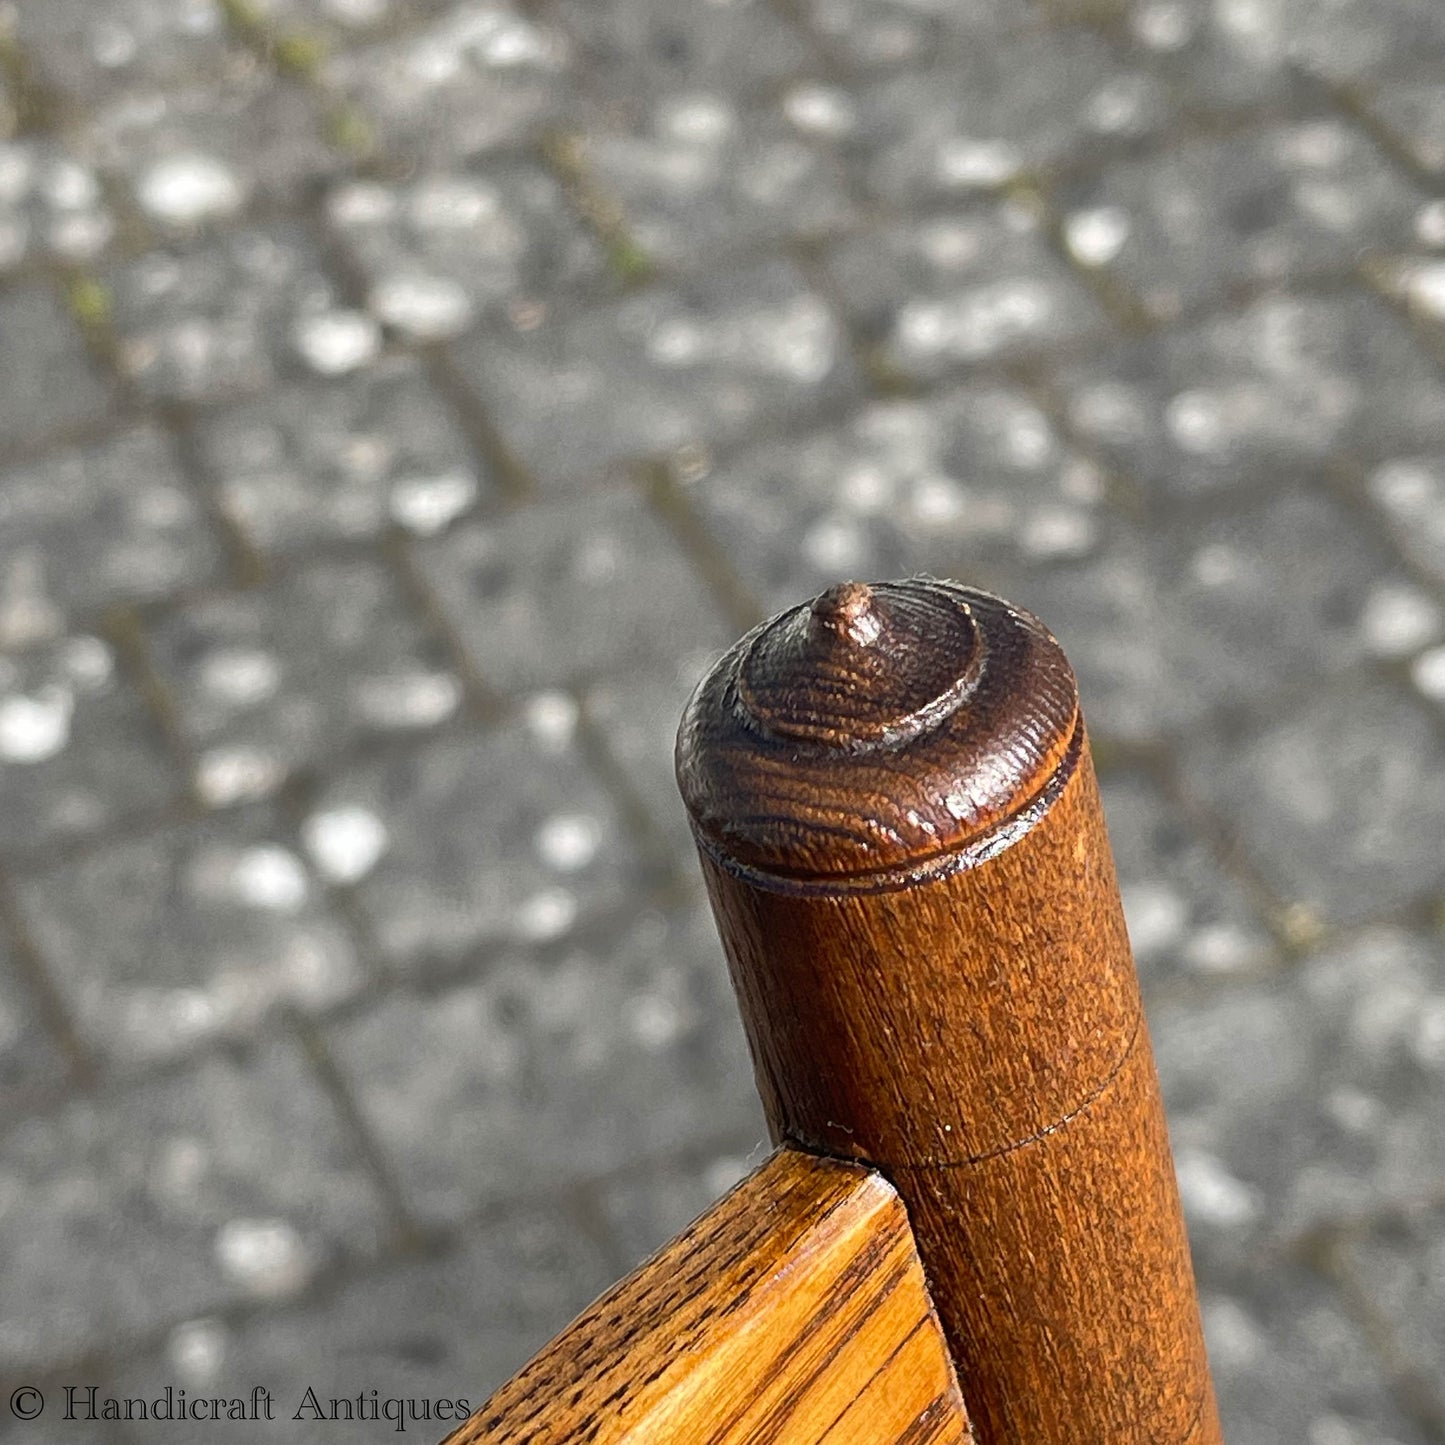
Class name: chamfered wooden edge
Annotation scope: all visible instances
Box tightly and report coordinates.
[452,1148,973,1445]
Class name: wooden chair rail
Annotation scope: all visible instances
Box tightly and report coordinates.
[455,1148,972,1445]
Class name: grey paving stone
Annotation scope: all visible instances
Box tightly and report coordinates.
[597,1147,758,1274]
[798,0,1026,72]
[0,141,115,274]
[1366,454,1445,587]
[326,901,759,1223]
[583,650,724,856]
[325,160,606,344]
[985,532,1191,745]
[107,225,355,405]
[1108,0,1314,116]
[115,1211,614,1441]
[1282,0,1445,85]
[0,1039,387,1372]
[0,284,114,456]
[1154,928,1445,1262]
[0,1411,121,1445]
[843,32,1170,205]
[246,0,456,48]
[146,558,463,805]
[300,718,642,967]
[0,634,179,854]
[990,489,1409,743]
[689,386,1108,611]
[552,0,815,95]
[1199,1259,1429,1445]
[1057,294,1445,497]
[194,360,493,556]
[1100,0,1445,88]
[1055,119,1423,321]
[77,75,340,232]
[821,204,1110,381]
[0,1393,133,1445]
[1155,488,1405,711]
[12,0,242,104]
[1342,1205,1445,1409]
[0,426,222,627]
[17,808,361,1066]
[574,94,855,269]
[1369,249,1445,341]
[1097,768,1277,987]
[0,935,65,1097]
[321,2,574,163]
[419,491,730,692]
[450,260,860,485]
[1362,79,1445,177]
[1179,688,1445,923]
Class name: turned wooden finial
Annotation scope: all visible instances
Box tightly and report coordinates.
[677,576,1220,1445]
[679,577,1078,886]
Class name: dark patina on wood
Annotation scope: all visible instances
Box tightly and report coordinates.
[677,578,1221,1445]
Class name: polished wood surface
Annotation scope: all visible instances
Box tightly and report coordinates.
[457,1147,973,1445]
[677,578,1221,1445]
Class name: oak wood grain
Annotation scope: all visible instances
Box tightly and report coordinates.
[455,1147,974,1445]
[677,578,1221,1445]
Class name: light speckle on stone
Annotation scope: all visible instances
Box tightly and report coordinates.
[1412,643,1445,701]
[0,686,74,763]
[167,1317,228,1388]
[534,812,601,873]
[514,886,578,942]
[197,648,282,706]
[389,470,478,535]
[195,745,287,806]
[783,84,855,137]
[1131,1,1196,51]
[369,273,475,339]
[292,309,383,376]
[1416,199,1445,248]
[1359,581,1441,656]
[60,635,115,688]
[1175,1148,1261,1227]
[935,138,1022,189]
[1019,505,1097,559]
[630,990,684,1049]
[1166,390,1232,454]
[1065,205,1132,266]
[658,93,736,146]
[355,670,463,728]
[1184,923,1265,977]
[137,152,245,225]
[1400,259,1445,317]
[303,805,390,884]
[229,845,311,914]
[1122,880,1189,954]
[214,1217,313,1299]
[523,690,579,750]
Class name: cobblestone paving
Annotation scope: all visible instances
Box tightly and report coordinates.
[0,0,1442,1440]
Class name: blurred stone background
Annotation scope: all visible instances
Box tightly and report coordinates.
[0,0,1442,1440]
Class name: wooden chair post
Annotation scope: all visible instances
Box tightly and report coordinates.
[676,578,1221,1445]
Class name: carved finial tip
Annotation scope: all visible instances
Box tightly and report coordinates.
[810,581,881,645]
